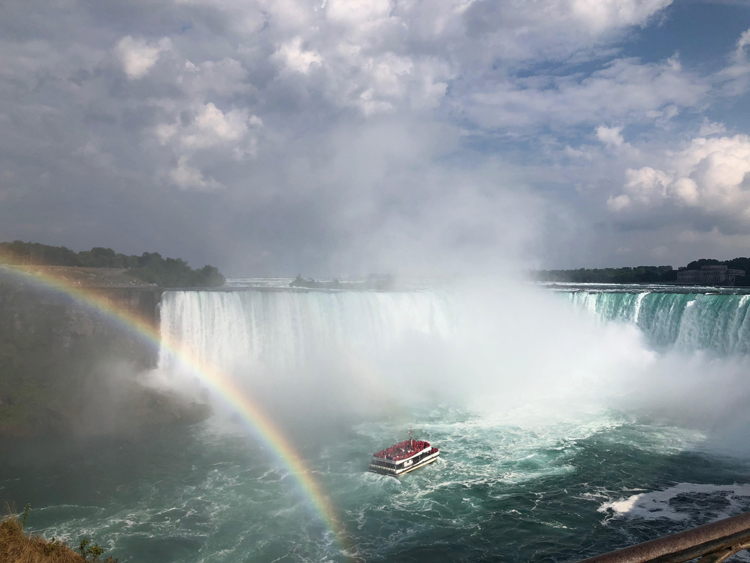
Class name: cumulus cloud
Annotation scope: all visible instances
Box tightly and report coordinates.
[115,36,171,79]
[181,103,261,150]
[273,37,323,74]
[608,135,750,226]
[596,125,625,147]
[169,156,222,191]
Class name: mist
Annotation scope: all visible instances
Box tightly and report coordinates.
[149,279,750,457]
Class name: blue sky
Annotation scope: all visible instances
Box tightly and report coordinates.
[1,0,749,276]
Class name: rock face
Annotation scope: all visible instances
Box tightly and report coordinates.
[0,275,210,437]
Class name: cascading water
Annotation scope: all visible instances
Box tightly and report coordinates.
[566,290,750,354]
[158,289,455,373]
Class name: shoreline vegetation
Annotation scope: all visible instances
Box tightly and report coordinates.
[1,504,116,563]
[0,241,225,288]
[534,257,750,285]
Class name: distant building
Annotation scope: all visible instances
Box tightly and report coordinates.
[676,265,745,285]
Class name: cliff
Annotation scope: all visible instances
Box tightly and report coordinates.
[0,274,209,437]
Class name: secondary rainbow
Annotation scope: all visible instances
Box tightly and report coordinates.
[0,263,350,554]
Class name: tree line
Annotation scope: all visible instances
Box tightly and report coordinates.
[535,257,750,285]
[0,240,225,288]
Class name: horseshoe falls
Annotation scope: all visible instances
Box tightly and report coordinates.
[4,284,750,563]
[157,289,455,372]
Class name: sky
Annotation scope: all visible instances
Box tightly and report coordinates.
[1,0,750,277]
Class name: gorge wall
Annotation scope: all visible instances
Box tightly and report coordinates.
[0,278,207,437]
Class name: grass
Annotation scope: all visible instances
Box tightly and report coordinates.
[0,505,116,563]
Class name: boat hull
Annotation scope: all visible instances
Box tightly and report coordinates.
[368,450,440,477]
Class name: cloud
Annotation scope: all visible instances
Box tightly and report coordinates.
[115,36,171,79]
[719,27,750,95]
[273,37,323,74]
[152,103,263,189]
[596,125,625,147]
[169,156,222,191]
[698,120,727,137]
[608,135,750,227]
[462,56,707,131]
[607,166,671,210]
[735,28,750,64]
[181,103,260,150]
[1,0,748,273]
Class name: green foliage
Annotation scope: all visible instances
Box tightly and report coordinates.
[87,543,105,560]
[78,538,107,561]
[535,265,675,284]
[19,504,30,530]
[0,240,225,288]
[128,257,225,288]
[536,258,750,285]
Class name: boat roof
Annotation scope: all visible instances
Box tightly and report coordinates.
[373,439,431,461]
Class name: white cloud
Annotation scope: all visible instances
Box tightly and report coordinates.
[608,135,750,220]
[174,0,675,122]
[326,0,392,26]
[463,56,707,130]
[154,103,262,152]
[273,37,323,74]
[596,125,624,147]
[570,0,672,30]
[720,28,750,95]
[169,156,222,191]
[183,103,258,149]
[735,28,750,64]
[607,166,671,210]
[154,103,263,190]
[698,120,727,137]
[115,36,171,79]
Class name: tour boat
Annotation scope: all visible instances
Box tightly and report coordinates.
[368,434,440,477]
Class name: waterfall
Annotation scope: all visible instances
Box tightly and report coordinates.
[158,290,455,372]
[566,291,750,354]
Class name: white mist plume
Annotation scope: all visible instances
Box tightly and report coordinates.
[152,281,750,457]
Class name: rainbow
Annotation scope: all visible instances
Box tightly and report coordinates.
[0,263,351,556]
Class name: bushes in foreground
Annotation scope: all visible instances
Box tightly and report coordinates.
[0,504,116,563]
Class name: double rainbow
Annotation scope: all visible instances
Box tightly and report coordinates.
[0,263,351,556]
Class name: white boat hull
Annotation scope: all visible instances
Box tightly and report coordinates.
[368,450,440,477]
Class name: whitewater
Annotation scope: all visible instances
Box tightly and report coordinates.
[3,282,750,562]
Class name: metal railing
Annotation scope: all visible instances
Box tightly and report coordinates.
[578,513,750,563]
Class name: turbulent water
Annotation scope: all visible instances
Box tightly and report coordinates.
[3,283,750,563]
[566,289,750,354]
[157,289,454,371]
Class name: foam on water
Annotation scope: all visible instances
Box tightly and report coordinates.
[600,483,750,522]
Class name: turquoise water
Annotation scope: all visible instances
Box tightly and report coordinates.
[3,286,750,562]
[566,289,750,353]
[3,407,749,562]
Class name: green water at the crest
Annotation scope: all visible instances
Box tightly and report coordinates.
[568,291,750,353]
